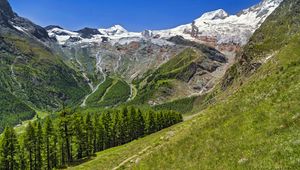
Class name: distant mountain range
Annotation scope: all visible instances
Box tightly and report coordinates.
[46,0,283,51]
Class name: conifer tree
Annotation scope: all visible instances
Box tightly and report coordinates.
[59,109,73,164]
[97,116,105,151]
[101,112,112,149]
[85,113,94,156]
[112,111,122,146]
[24,122,36,170]
[74,115,85,159]
[128,106,138,140]
[35,121,43,170]
[136,109,145,138]
[18,143,27,170]
[0,127,19,170]
[120,107,129,144]
[145,110,156,135]
[44,117,55,170]
[93,114,100,153]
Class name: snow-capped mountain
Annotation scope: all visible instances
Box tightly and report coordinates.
[154,0,284,46]
[46,0,283,51]
[98,25,128,36]
[46,25,142,45]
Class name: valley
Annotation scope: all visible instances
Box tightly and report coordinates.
[1,0,299,169]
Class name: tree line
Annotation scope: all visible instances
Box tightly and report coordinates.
[0,107,182,170]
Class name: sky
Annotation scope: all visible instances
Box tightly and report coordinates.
[9,0,261,32]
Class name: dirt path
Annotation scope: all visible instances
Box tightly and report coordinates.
[99,79,117,102]
[112,146,152,170]
[127,84,137,102]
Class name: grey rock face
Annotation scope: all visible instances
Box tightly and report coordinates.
[77,27,103,39]
[0,0,14,18]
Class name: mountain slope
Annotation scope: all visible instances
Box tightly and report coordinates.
[0,0,90,130]
[132,39,227,105]
[69,0,300,169]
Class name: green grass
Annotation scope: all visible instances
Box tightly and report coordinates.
[84,77,131,108]
[153,96,197,114]
[86,77,114,105]
[132,48,200,104]
[157,48,199,74]
[99,79,131,106]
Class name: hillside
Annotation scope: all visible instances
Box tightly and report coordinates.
[85,77,131,107]
[132,40,226,105]
[0,0,90,131]
[69,0,300,169]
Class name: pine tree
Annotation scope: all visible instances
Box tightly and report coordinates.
[58,109,73,164]
[85,113,94,156]
[0,127,19,170]
[18,143,27,170]
[112,111,122,146]
[128,106,138,140]
[52,131,58,168]
[97,117,105,151]
[74,114,85,159]
[93,114,100,153]
[24,122,36,170]
[120,107,129,144]
[44,117,55,170]
[136,109,145,138]
[101,112,112,149]
[145,110,156,135]
[156,112,164,130]
[35,121,43,170]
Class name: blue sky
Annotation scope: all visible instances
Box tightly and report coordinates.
[9,0,261,32]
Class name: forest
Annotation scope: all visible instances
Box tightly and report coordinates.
[0,106,182,170]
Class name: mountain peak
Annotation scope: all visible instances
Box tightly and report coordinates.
[77,27,102,38]
[237,0,283,17]
[0,0,15,18]
[199,9,229,20]
[45,25,64,30]
[99,24,128,36]
[108,25,127,32]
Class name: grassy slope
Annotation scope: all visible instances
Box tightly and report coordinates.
[0,33,89,131]
[99,78,131,106]
[85,77,131,107]
[70,1,300,169]
[132,48,200,104]
[85,77,114,105]
[0,87,35,132]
